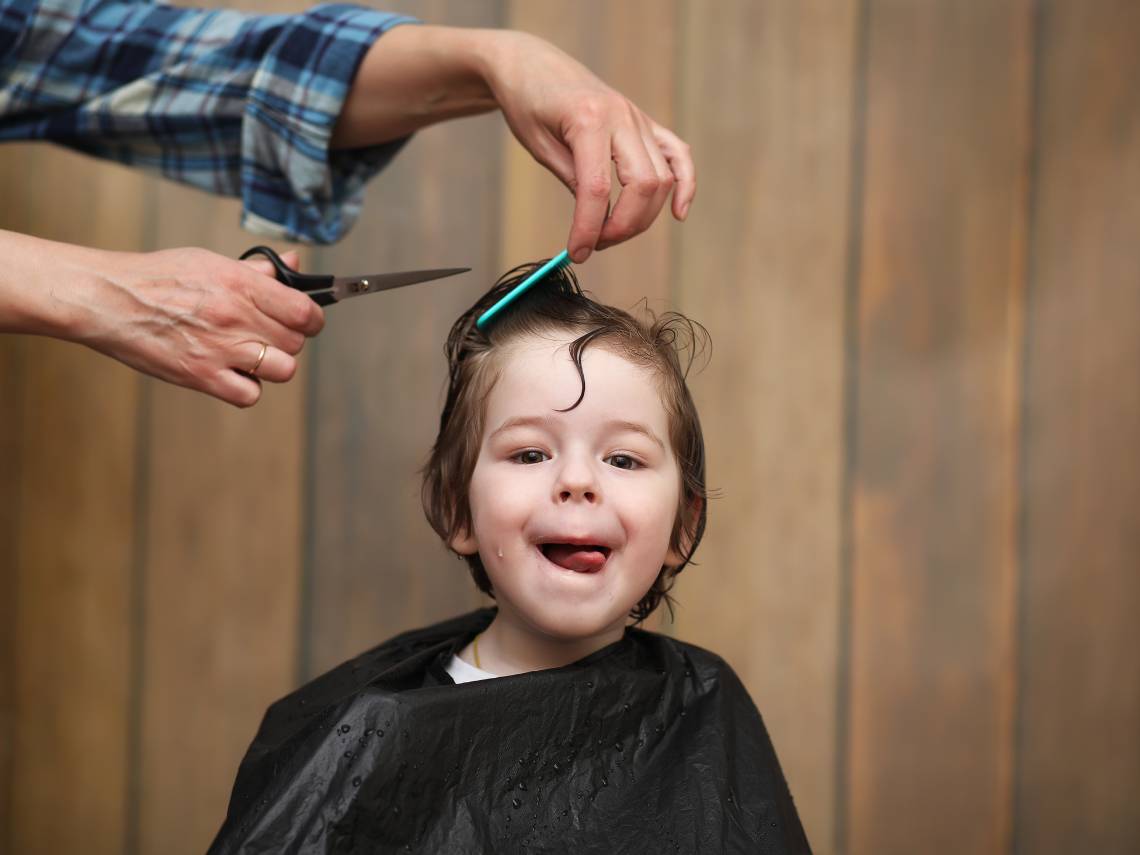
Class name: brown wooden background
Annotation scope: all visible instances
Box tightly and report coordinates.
[2,1,1138,853]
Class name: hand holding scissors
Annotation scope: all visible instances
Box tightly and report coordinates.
[21,241,469,410]
[227,246,468,399]
[239,246,469,307]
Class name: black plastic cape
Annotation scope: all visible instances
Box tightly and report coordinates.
[209,608,811,854]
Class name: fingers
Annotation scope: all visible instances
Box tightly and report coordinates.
[203,341,297,409]
[235,341,296,384]
[565,120,613,264]
[595,124,674,252]
[240,252,326,337]
[563,103,694,261]
[653,124,696,221]
[211,368,263,409]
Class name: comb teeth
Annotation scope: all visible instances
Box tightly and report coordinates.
[476,250,572,330]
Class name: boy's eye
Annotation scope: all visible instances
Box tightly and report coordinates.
[605,454,640,471]
[512,449,549,465]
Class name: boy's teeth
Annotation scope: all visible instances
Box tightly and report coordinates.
[541,544,608,572]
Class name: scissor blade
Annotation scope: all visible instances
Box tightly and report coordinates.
[330,267,470,301]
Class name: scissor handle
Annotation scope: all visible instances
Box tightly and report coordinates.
[240,246,336,304]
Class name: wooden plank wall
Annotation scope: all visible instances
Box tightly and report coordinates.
[1015,2,1140,852]
[2,2,1138,854]
[1,146,150,854]
[848,1,1031,852]
[672,2,855,849]
[303,0,502,679]
[132,4,311,852]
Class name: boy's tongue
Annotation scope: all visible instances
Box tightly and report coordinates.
[543,543,607,572]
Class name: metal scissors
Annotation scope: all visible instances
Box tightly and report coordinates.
[240,246,470,307]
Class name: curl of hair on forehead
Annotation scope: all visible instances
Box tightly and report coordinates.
[423,258,710,623]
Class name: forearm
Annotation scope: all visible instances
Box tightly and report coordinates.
[1,1,416,244]
[0,230,98,340]
[331,25,503,149]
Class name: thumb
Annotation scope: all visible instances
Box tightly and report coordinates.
[279,250,301,271]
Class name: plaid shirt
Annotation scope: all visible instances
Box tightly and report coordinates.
[0,0,418,244]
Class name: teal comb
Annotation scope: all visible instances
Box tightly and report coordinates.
[476,250,572,330]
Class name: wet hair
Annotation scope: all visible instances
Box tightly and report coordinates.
[421,259,709,623]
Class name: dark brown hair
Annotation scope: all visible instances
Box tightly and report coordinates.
[421,259,709,622]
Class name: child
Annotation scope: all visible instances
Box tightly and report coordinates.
[210,261,811,854]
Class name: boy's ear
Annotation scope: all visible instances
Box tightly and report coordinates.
[666,496,705,568]
[450,526,479,556]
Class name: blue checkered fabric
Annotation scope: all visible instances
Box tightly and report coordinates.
[0,0,418,243]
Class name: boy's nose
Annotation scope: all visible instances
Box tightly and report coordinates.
[555,460,599,504]
[559,485,597,503]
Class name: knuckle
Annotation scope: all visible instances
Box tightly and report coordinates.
[608,220,639,242]
[202,298,240,328]
[583,173,611,200]
[570,99,607,131]
[282,331,305,355]
[292,298,316,329]
[632,174,660,198]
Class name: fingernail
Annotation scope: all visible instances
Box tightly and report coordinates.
[572,247,591,264]
[680,202,691,220]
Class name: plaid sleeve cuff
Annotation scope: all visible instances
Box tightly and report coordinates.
[240,5,419,244]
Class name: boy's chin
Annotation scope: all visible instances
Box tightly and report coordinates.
[510,600,632,643]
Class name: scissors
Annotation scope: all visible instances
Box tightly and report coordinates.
[240,246,470,307]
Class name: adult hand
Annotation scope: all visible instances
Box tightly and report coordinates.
[0,230,324,407]
[332,26,696,265]
[482,31,696,264]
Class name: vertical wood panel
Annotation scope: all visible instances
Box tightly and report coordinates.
[673,2,856,851]
[2,147,148,854]
[1015,2,1140,852]
[848,1,1032,852]
[0,332,18,854]
[0,148,27,855]
[132,6,315,852]
[136,189,307,854]
[502,0,676,311]
[304,0,503,677]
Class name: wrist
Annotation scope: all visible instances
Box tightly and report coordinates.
[459,27,512,94]
[0,231,89,340]
[466,28,531,104]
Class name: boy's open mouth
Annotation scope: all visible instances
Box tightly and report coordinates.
[539,543,611,573]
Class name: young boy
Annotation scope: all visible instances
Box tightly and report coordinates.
[210,261,811,854]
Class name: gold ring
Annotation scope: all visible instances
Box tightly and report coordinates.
[249,342,268,377]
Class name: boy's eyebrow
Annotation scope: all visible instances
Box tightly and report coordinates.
[489,415,557,440]
[603,419,667,452]
[490,415,666,452]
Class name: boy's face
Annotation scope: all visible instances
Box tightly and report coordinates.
[453,331,682,641]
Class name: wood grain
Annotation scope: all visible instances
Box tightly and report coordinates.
[2,147,148,854]
[128,5,322,850]
[847,1,1033,852]
[1014,2,1140,852]
[135,186,307,854]
[671,2,856,850]
[303,0,503,678]
[0,330,19,853]
[0,143,28,855]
